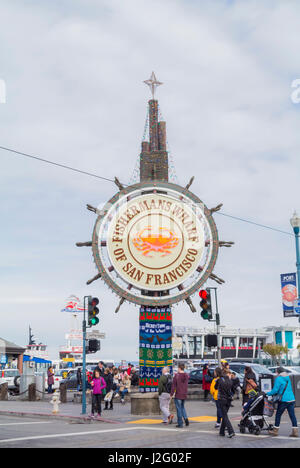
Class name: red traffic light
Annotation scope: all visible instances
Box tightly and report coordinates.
[199,290,208,299]
[92,298,99,307]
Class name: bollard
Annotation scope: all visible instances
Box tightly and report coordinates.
[0,383,8,401]
[59,383,67,403]
[28,383,36,402]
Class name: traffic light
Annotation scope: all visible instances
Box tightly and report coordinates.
[199,289,212,320]
[88,297,99,327]
[87,339,100,354]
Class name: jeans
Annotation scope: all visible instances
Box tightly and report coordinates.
[47,384,53,394]
[219,400,234,436]
[275,401,298,428]
[121,388,128,400]
[175,399,187,427]
[215,400,223,424]
[159,393,171,422]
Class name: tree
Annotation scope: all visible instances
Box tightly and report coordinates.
[263,343,288,366]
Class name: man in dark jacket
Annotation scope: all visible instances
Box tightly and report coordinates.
[216,370,235,438]
[171,363,189,428]
[104,367,114,410]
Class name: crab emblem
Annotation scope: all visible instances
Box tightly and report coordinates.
[132,226,179,257]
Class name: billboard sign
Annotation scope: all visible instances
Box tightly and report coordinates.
[281,273,298,317]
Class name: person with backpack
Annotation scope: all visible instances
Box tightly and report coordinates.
[210,367,223,428]
[90,369,106,420]
[267,367,298,438]
[171,363,190,428]
[158,366,174,425]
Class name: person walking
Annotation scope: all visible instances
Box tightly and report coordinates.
[103,367,114,411]
[158,367,174,425]
[47,366,55,394]
[242,366,257,405]
[171,363,189,428]
[210,367,223,429]
[215,369,235,438]
[202,364,212,401]
[90,369,106,420]
[267,367,298,438]
[76,367,82,392]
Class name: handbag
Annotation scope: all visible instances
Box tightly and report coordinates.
[245,379,258,395]
[272,380,289,407]
[104,390,113,402]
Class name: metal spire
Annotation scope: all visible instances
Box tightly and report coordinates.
[143,71,163,99]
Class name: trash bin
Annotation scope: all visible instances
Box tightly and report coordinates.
[292,375,300,407]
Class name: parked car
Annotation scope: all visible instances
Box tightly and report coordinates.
[0,369,20,392]
[268,366,300,375]
[229,363,274,386]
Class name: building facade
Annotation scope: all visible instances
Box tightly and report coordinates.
[173,325,300,364]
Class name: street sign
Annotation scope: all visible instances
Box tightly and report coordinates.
[86,331,106,339]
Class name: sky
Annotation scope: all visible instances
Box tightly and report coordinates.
[1,0,300,361]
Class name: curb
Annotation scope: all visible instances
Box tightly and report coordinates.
[0,410,120,424]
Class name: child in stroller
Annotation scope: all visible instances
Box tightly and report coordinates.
[239,390,274,436]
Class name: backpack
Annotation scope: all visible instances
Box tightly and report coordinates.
[164,374,173,394]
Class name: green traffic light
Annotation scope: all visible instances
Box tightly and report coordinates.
[90,317,99,326]
[201,311,209,320]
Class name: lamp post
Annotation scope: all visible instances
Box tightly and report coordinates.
[290,212,300,324]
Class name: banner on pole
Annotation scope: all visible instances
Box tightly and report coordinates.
[61,295,84,313]
[281,273,298,317]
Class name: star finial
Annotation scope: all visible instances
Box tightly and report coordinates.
[143,72,163,99]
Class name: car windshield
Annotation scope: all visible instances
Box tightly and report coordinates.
[290,367,300,373]
[251,364,273,375]
[4,370,19,377]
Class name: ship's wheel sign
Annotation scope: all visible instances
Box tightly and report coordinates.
[77,181,234,308]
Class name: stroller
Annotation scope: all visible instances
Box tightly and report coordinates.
[239,392,274,436]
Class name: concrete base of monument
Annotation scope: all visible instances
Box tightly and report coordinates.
[130,392,176,416]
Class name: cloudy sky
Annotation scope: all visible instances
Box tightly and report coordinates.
[1,0,300,361]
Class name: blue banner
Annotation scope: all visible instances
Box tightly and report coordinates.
[281,273,298,317]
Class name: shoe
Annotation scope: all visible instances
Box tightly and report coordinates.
[96,414,102,420]
[162,421,168,425]
[269,427,279,437]
[168,414,174,425]
[184,418,189,427]
[104,407,108,411]
[215,423,221,428]
[89,414,95,419]
[228,433,235,439]
[289,428,299,438]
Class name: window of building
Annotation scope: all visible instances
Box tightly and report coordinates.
[222,337,236,348]
[195,337,202,355]
[188,337,195,356]
[240,337,253,348]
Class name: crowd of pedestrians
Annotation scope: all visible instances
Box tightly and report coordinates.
[157,361,298,439]
[73,362,139,419]
[55,360,299,437]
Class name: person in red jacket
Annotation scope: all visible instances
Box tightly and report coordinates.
[171,363,189,428]
[203,364,212,401]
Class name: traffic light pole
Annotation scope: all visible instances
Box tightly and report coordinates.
[82,296,88,415]
[207,287,221,366]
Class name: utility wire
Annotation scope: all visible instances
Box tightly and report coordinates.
[216,212,292,236]
[0,145,117,184]
[0,144,292,236]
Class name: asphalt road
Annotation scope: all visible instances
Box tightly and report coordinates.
[0,413,300,449]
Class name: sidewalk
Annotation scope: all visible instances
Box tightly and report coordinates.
[0,399,243,425]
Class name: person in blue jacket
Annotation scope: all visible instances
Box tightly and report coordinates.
[267,367,298,438]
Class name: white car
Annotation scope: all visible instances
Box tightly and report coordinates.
[268,366,300,375]
[0,369,20,390]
